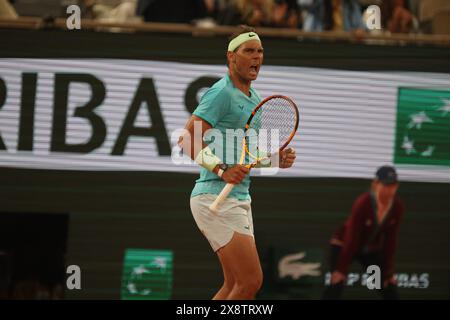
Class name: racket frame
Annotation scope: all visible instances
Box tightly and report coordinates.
[209,95,299,213]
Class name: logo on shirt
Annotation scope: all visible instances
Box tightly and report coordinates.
[237,104,244,110]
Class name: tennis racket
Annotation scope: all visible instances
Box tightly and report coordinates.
[209,95,299,213]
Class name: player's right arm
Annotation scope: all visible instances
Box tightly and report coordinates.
[178,114,249,184]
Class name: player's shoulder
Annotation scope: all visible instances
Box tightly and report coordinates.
[201,76,232,102]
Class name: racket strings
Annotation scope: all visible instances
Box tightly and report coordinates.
[246,97,298,157]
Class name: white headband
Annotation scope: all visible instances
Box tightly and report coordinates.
[227,32,261,52]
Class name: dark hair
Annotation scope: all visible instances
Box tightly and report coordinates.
[228,25,256,42]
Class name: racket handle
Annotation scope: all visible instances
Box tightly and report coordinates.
[209,183,235,213]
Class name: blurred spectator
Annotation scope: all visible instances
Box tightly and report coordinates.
[0,0,18,18]
[12,0,64,18]
[217,0,273,27]
[272,0,301,28]
[357,0,381,8]
[84,0,141,23]
[380,0,416,33]
[137,0,210,23]
[301,0,365,32]
[418,0,450,34]
[407,0,419,17]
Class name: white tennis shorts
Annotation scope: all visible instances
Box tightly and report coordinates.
[190,194,254,252]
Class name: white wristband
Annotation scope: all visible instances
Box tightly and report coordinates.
[194,146,222,172]
[217,169,224,178]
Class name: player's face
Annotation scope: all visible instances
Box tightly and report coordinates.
[232,40,264,81]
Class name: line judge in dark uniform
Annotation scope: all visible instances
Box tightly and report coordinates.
[323,165,404,300]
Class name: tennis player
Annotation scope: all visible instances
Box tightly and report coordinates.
[179,26,296,300]
[322,165,404,299]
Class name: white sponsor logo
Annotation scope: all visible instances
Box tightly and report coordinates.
[324,272,430,289]
[0,59,450,182]
[278,252,321,280]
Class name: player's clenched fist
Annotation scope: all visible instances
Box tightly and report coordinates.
[279,148,296,168]
[222,165,250,184]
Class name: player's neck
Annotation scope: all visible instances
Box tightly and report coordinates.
[229,71,251,97]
